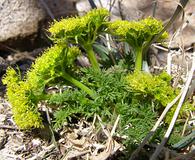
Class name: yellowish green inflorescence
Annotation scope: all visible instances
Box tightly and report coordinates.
[49,8,109,71]
[49,8,109,41]
[3,68,43,129]
[126,71,177,107]
[108,17,168,70]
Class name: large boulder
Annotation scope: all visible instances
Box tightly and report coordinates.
[0,0,45,42]
[0,0,76,50]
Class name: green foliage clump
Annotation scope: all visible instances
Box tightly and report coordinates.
[109,17,168,48]
[50,89,89,129]
[51,67,192,144]
[3,8,193,149]
[27,45,81,83]
[3,9,110,129]
[50,67,128,128]
[49,17,84,39]
[49,8,109,42]
[126,71,194,124]
[49,67,179,143]
[26,45,65,94]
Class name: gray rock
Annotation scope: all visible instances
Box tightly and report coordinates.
[0,0,45,42]
[43,0,77,18]
[0,0,77,48]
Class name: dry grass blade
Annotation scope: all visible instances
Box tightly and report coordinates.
[169,149,195,160]
[45,106,59,152]
[150,51,195,160]
[166,28,179,75]
[111,115,120,136]
[63,150,91,160]
[152,0,158,17]
[39,0,54,19]
[88,0,97,9]
[97,115,110,138]
[181,114,190,136]
[143,0,189,56]
[97,0,103,7]
[0,125,19,130]
[109,0,117,12]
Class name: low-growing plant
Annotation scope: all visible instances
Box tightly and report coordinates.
[2,8,193,149]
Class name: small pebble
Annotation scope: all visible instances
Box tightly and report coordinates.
[0,114,6,124]
[32,138,41,147]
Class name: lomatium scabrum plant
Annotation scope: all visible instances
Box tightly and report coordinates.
[3,8,192,138]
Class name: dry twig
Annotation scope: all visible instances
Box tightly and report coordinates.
[39,0,54,19]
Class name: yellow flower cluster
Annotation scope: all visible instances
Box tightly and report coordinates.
[49,8,109,43]
[3,68,43,129]
[109,17,168,47]
[126,71,176,107]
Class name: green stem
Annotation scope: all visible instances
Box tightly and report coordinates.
[60,71,96,99]
[84,44,100,71]
[135,47,143,71]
